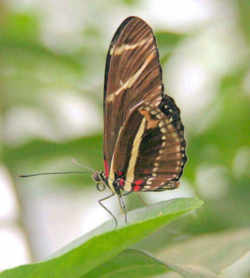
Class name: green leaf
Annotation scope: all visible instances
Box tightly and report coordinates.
[0,12,84,111]
[237,0,250,45]
[165,262,219,278]
[3,135,102,169]
[83,249,169,278]
[0,12,40,44]
[220,250,250,278]
[3,135,103,188]
[156,31,186,65]
[120,0,141,5]
[0,198,203,278]
[156,31,186,52]
[158,228,250,276]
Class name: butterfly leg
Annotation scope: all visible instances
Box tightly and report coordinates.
[118,195,128,224]
[98,193,118,228]
[119,191,134,224]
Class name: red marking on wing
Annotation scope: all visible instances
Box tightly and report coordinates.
[119,178,125,187]
[118,170,123,177]
[133,185,141,192]
[104,159,109,178]
[133,179,145,191]
[135,179,144,186]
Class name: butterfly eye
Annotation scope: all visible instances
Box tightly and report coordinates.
[96,182,106,192]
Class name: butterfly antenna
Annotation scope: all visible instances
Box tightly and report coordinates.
[19,171,89,178]
[71,158,95,173]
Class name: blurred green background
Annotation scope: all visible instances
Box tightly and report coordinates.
[0,0,249,272]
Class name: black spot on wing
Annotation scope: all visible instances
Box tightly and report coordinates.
[159,95,180,122]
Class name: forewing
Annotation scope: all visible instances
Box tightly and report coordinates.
[103,16,163,176]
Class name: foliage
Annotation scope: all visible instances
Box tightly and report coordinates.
[0,198,203,277]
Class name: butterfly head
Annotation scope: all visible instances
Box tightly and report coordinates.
[92,170,109,192]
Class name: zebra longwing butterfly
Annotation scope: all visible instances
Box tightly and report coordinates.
[93,16,187,224]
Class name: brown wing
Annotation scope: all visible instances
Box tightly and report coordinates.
[103,16,163,177]
[103,16,187,192]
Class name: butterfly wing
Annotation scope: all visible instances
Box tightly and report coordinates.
[103,16,163,177]
[131,94,187,192]
[103,16,187,192]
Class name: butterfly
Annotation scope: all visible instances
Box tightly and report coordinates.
[93,16,187,225]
